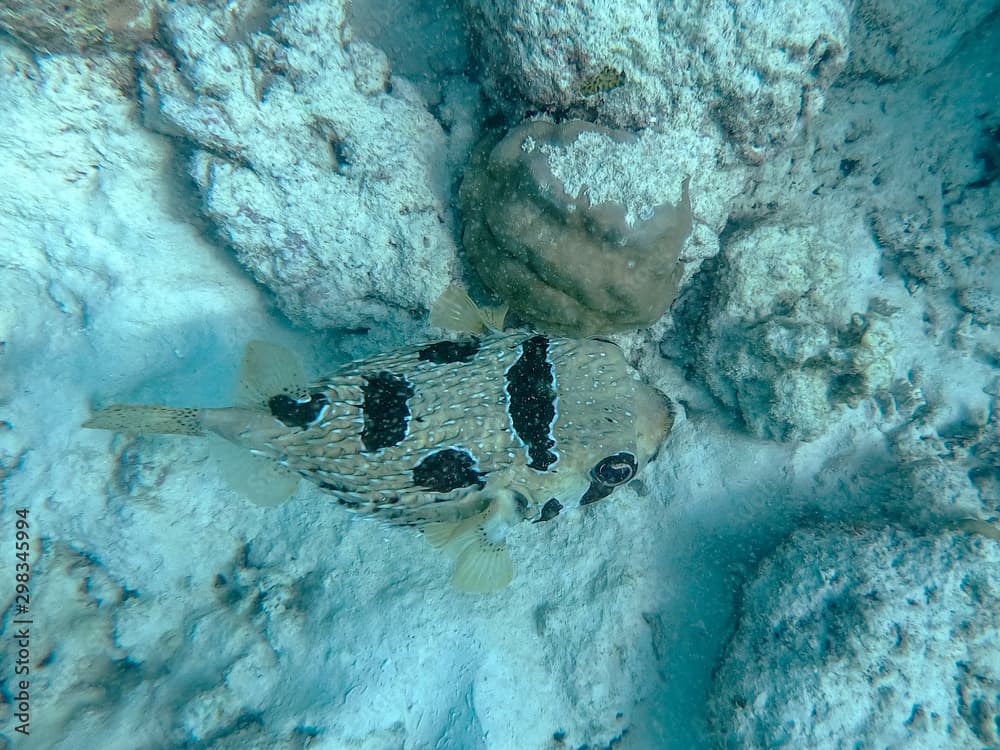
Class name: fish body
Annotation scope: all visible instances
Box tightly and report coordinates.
[85,290,673,591]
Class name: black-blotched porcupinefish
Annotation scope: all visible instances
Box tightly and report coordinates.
[84,287,674,592]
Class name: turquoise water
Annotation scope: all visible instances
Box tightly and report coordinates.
[0,2,998,748]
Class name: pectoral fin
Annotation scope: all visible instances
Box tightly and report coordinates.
[422,499,516,593]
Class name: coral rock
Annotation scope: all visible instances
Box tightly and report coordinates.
[670,222,894,442]
[709,527,1000,749]
[463,0,849,159]
[136,0,455,333]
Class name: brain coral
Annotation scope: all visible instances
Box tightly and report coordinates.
[460,119,692,337]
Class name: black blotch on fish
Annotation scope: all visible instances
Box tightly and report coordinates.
[534,497,563,523]
[505,335,557,471]
[413,448,486,493]
[418,338,481,364]
[360,371,415,451]
[268,392,329,428]
[579,481,613,506]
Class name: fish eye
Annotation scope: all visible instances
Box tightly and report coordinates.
[590,452,637,487]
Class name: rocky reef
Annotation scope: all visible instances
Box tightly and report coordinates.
[1,0,997,748]
[0,0,158,54]
[709,526,1000,748]
[136,0,457,334]
[667,221,895,441]
[462,0,850,159]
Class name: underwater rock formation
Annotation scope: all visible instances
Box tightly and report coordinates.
[136,0,455,332]
[668,221,894,442]
[709,526,1000,749]
[848,0,996,79]
[0,0,158,54]
[691,14,1000,450]
[461,119,692,337]
[886,375,1000,521]
[462,0,849,159]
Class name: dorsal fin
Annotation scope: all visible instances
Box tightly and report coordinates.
[479,301,508,332]
[235,341,309,408]
[429,285,507,334]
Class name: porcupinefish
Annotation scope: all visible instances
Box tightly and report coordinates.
[84,287,674,592]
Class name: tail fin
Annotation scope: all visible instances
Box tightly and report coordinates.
[82,404,204,436]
